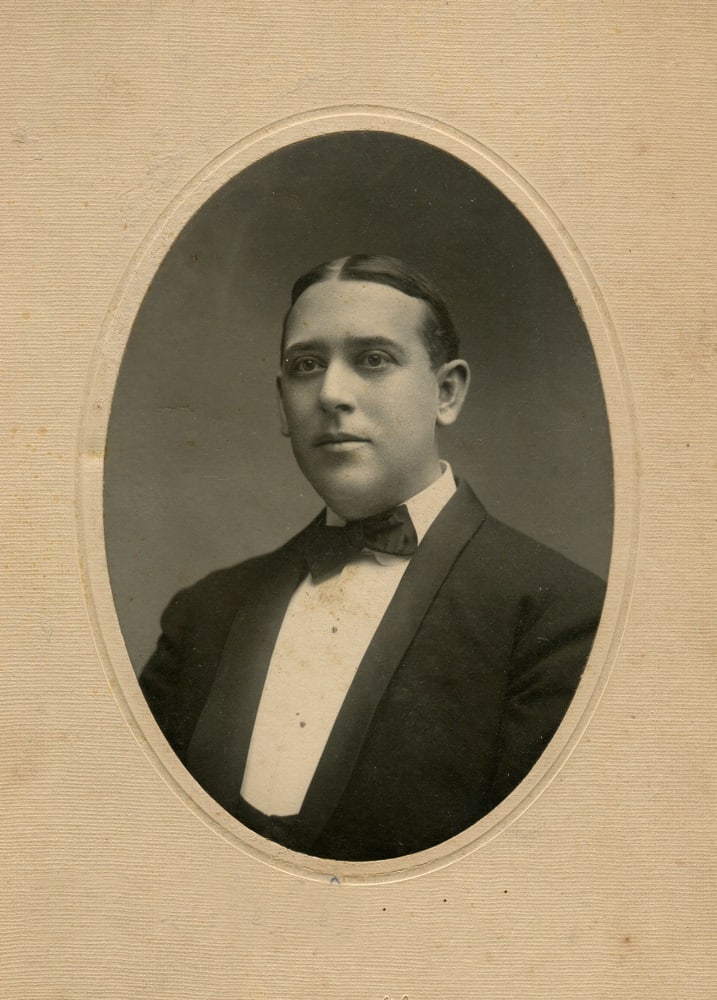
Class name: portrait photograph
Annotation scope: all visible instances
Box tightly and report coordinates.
[5,4,714,998]
[103,128,613,863]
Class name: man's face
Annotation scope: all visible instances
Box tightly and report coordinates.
[278,278,458,520]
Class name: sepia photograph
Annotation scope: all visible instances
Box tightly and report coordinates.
[5,5,714,997]
[104,130,613,861]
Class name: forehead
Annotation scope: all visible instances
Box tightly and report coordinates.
[283,278,429,348]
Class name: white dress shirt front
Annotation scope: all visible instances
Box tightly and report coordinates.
[240,463,456,816]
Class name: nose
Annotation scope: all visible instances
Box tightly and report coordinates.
[317,359,356,412]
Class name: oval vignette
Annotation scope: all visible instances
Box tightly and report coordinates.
[79,109,634,884]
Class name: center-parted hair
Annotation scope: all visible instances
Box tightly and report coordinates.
[282,254,459,368]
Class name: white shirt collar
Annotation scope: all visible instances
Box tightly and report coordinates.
[325,461,456,562]
[403,461,457,544]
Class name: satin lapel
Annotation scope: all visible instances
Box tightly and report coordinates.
[294,481,487,852]
[186,542,309,814]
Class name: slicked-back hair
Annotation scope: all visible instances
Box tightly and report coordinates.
[281,254,459,369]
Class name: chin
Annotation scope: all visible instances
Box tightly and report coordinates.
[315,476,390,521]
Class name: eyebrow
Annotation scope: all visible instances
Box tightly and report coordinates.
[283,334,407,358]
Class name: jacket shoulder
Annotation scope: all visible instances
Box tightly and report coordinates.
[139,527,314,757]
[465,512,606,594]
[440,510,607,647]
[157,521,315,628]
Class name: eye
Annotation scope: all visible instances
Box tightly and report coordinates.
[359,350,392,370]
[287,356,325,375]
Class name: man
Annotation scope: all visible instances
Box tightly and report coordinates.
[140,254,606,862]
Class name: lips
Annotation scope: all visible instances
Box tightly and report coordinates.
[314,432,370,446]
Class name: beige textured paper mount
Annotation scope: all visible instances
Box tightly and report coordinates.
[5,6,715,996]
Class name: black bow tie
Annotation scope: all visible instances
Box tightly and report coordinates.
[301,505,419,582]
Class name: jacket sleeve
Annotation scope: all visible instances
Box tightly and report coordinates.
[139,585,197,759]
[486,564,606,810]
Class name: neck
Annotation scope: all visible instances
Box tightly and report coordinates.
[325,460,445,523]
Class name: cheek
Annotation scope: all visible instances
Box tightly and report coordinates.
[398,383,438,425]
[383,399,434,450]
[283,392,313,427]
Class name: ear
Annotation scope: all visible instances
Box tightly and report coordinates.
[435,359,470,427]
[276,374,290,437]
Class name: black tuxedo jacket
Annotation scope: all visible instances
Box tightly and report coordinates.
[140,481,606,861]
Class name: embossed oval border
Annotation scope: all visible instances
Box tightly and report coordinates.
[77,105,639,885]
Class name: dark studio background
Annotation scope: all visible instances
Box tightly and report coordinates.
[103,131,614,673]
